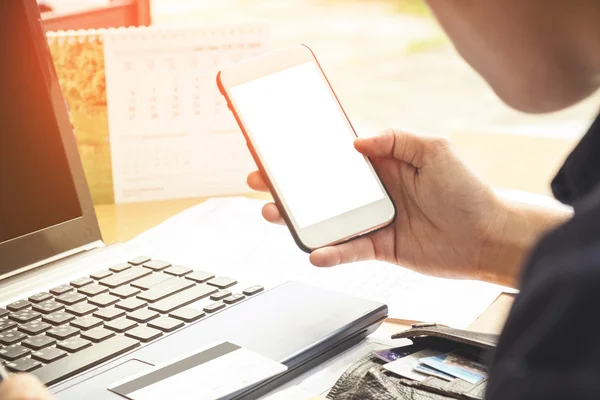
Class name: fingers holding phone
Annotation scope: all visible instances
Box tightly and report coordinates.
[246,171,269,192]
[247,171,283,225]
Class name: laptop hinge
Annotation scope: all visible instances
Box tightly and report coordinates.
[0,240,105,284]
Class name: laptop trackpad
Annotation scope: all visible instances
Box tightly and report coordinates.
[53,360,153,400]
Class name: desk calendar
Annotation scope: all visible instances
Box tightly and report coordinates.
[48,24,267,204]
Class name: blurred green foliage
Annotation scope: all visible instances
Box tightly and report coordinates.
[49,39,114,204]
[392,0,430,16]
[320,0,431,17]
[405,35,448,55]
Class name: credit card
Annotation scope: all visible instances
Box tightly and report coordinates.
[372,344,422,363]
[414,364,454,381]
[109,341,287,400]
[383,349,444,381]
[419,352,488,384]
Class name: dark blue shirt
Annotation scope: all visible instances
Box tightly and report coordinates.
[487,115,600,399]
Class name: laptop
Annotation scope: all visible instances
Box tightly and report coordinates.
[0,1,387,399]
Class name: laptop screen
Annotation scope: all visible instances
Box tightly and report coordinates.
[0,3,82,244]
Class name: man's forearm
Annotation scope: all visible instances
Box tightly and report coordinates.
[478,199,572,289]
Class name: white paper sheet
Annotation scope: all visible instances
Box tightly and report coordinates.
[129,197,506,328]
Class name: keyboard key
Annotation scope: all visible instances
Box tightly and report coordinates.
[147,316,184,332]
[66,302,97,317]
[19,320,52,335]
[203,302,226,313]
[149,285,217,314]
[169,308,204,323]
[0,345,30,360]
[28,292,53,303]
[81,327,115,343]
[55,292,86,305]
[0,308,8,318]
[34,336,140,386]
[88,294,119,308]
[128,256,151,265]
[164,265,192,276]
[131,273,173,290]
[6,357,42,372]
[142,260,171,271]
[9,309,41,323]
[32,347,68,363]
[42,311,75,326]
[185,271,215,283]
[71,316,103,330]
[90,270,113,280]
[115,298,147,312]
[32,300,64,314]
[125,326,162,342]
[46,325,79,340]
[243,285,265,296]
[99,267,151,288]
[210,290,231,301]
[70,277,93,288]
[109,263,131,273]
[22,335,56,350]
[137,278,194,303]
[207,277,237,289]
[223,294,245,304]
[56,337,92,353]
[78,284,108,297]
[127,309,159,323]
[7,299,31,311]
[110,286,141,299]
[0,319,17,332]
[0,330,27,345]
[50,285,74,296]
[104,318,137,333]
[93,307,125,321]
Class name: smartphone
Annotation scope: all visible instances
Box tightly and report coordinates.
[217,44,396,252]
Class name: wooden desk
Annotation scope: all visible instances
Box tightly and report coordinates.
[94,196,514,334]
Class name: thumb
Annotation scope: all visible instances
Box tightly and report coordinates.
[309,236,376,267]
[354,129,431,168]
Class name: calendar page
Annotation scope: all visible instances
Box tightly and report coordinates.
[102,25,267,203]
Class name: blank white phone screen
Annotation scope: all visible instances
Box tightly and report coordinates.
[230,61,384,228]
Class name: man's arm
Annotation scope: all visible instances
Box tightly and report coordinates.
[478,199,572,288]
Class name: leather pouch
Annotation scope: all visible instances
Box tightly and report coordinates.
[326,323,499,400]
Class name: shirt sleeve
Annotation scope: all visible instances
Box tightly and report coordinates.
[486,216,600,399]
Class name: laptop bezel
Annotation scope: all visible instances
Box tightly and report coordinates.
[0,1,103,280]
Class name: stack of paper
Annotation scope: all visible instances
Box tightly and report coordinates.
[129,197,509,328]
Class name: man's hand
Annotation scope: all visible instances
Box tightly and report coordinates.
[247,129,569,288]
[0,374,52,400]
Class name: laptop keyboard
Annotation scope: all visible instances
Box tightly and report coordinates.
[0,256,264,385]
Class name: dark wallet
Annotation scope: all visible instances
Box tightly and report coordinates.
[327,323,499,400]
